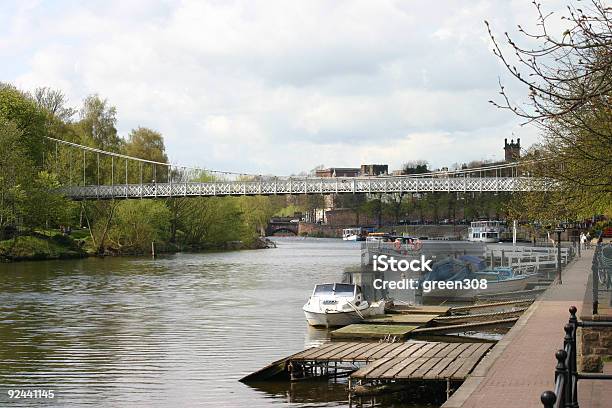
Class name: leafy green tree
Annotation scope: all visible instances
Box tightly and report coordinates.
[0,118,31,230]
[125,127,168,162]
[237,196,283,242]
[177,197,244,248]
[0,83,47,166]
[108,200,171,252]
[79,94,121,151]
[33,87,76,122]
[125,127,169,183]
[22,172,74,229]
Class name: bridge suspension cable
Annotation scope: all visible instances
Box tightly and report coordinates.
[45,136,267,178]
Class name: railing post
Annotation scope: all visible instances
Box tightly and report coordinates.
[555,349,568,407]
[563,324,575,406]
[541,390,556,408]
[592,250,599,315]
[568,306,579,408]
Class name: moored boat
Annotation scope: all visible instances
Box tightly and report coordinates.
[468,220,504,243]
[420,256,539,301]
[303,283,385,327]
[343,228,365,241]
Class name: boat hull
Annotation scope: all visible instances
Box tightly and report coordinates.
[422,276,531,301]
[343,235,364,241]
[304,310,364,327]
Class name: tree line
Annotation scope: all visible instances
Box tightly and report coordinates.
[0,83,287,255]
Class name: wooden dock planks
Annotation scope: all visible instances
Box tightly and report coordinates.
[331,324,418,340]
[411,317,519,335]
[246,340,493,383]
[433,308,528,325]
[350,341,493,381]
[386,305,451,315]
[364,314,437,325]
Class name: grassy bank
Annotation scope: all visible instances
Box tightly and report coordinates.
[0,234,87,262]
[0,231,273,262]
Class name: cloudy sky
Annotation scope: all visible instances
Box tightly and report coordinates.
[1,0,569,175]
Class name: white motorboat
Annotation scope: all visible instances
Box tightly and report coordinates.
[303,283,384,327]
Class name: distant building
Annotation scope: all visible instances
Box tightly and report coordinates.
[360,164,388,176]
[315,167,360,177]
[504,138,521,161]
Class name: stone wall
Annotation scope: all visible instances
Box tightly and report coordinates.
[297,222,343,238]
[580,319,612,372]
[325,208,383,227]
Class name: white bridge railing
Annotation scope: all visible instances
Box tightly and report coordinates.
[60,176,542,200]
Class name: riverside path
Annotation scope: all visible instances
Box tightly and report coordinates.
[442,250,611,408]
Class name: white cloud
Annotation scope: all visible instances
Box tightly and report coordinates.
[1,0,569,175]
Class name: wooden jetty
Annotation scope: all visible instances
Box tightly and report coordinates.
[348,341,493,399]
[243,339,493,400]
[475,287,545,301]
[432,308,528,325]
[449,299,533,313]
[363,314,437,325]
[331,324,418,340]
[385,304,451,315]
[350,342,492,380]
[411,317,518,336]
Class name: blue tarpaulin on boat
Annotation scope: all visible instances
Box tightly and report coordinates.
[458,255,487,271]
[422,258,473,282]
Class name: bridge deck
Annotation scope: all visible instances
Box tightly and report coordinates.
[60,176,535,200]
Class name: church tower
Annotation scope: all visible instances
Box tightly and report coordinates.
[504,138,521,161]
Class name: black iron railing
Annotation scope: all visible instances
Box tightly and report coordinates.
[592,243,612,314]
[540,306,612,408]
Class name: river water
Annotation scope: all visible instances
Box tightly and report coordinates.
[0,238,435,407]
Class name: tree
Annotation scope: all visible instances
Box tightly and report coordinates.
[125,127,168,163]
[79,94,121,151]
[108,200,171,253]
[0,118,31,230]
[22,172,74,229]
[401,160,429,175]
[487,0,612,219]
[125,127,169,183]
[0,83,47,166]
[33,87,76,122]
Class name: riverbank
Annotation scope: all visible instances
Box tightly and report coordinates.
[0,233,274,262]
[0,234,87,262]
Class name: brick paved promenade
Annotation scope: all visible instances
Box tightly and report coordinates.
[443,250,611,408]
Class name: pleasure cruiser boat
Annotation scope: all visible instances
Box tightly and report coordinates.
[468,220,505,243]
[342,228,365,241]
[303,283,384,327]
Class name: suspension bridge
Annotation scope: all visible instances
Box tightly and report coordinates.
[45,137,546,201]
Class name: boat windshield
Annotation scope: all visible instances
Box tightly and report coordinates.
[313,283,356,297]
[333,284,355,297]
[314,284,334,295]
